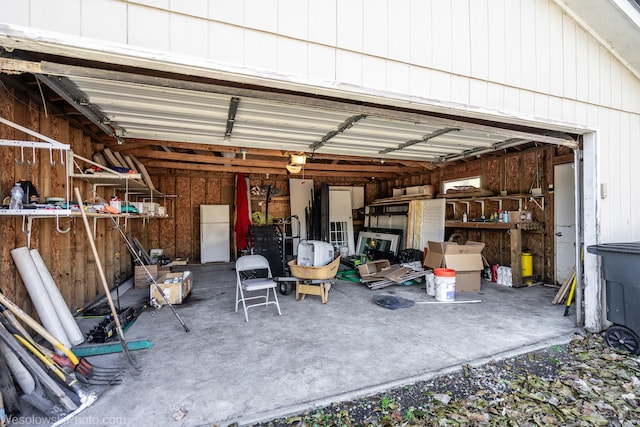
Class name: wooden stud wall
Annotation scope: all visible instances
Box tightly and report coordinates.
[0,85,131,317]
[383,145,571,284]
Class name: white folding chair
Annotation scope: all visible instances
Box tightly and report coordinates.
[235,254,282,322]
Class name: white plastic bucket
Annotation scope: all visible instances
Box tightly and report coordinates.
[425,271,435,296]
[434,268,456,302]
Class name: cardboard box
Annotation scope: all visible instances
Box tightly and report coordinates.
[151,271,192,305]
[134,265,170,288]
[424,241,485,292]
[507,210,532,223]
[357,260,391,277]
[404,184,435,197]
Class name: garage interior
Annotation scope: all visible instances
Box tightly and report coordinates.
[0,54,582,425]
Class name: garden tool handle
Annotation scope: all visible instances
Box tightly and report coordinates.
[0,292,80,366]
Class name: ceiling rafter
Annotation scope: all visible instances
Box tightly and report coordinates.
[125,147,422,175]
[144,159,399,179]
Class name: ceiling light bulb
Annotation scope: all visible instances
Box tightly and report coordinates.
[286,164,302,173]
[290,153,306,165]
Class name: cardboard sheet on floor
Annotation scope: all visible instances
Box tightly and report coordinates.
[362,265,415,283]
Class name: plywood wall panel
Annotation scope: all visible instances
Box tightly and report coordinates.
[485,158,501,193]
[191,177,206,259]
[205,177,221,204]
[505,156,520,194]
[158,175,177,259]
[174,176,191,259]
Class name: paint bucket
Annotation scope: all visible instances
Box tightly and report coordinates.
[521,252,533,277]
[425,270,435,296]
[339,246,349,258]
[434,268,456,302]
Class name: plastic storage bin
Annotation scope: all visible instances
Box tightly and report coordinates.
[587,242,640,354]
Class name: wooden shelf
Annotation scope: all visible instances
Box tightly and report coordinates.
[445,220,543,288]
[445,221,543,231]
[0,208,165,219]
[368,194,434,206]
[444,193,545,217]
[70,172,165,199]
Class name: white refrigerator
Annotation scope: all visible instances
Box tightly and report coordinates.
[200,205,230,263]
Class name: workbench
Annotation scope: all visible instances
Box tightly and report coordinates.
[445,220,543,287]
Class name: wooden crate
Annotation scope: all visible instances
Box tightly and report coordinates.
[151,271,193,305]
[135,265,170,288]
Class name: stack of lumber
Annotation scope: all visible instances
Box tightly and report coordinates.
[360,265,428,290]
[552,267,576,304]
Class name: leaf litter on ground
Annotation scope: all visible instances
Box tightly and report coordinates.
[242,332,640,427]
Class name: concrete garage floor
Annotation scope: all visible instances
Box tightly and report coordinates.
[67,262,580,427]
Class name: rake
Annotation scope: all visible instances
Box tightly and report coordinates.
[75,187,139,370]
[105,210,190,333]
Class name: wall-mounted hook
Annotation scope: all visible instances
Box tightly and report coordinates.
[21,216,34,248]
[15,145,25,165]
[27,145,36,166]
[59,149,65,167]
[49,148,56,167]
[55,214,71,234]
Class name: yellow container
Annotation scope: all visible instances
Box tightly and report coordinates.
[521,252,533,277]
[288,256,340,280]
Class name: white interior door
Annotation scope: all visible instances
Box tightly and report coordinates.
[329,188,355,255]
[289,178,314,255]
[554,163,576,285]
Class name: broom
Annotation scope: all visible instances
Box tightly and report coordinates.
[74,188,138,370]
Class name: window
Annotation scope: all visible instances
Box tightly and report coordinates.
[329,221,349,252]
[442,176,481,194]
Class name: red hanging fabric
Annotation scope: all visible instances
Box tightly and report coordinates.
[235,173,251,250]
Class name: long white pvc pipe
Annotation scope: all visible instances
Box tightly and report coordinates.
[0,339,35,394]
[10,247,72,350]
[30,249,84,346]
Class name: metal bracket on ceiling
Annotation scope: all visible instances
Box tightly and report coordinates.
[225,97,240,137]
[439,138,529,163]
[309,114,367,151]
[378,127,460,155]
[34,74,124,139]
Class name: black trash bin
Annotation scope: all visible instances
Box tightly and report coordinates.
[587,242,640,354]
